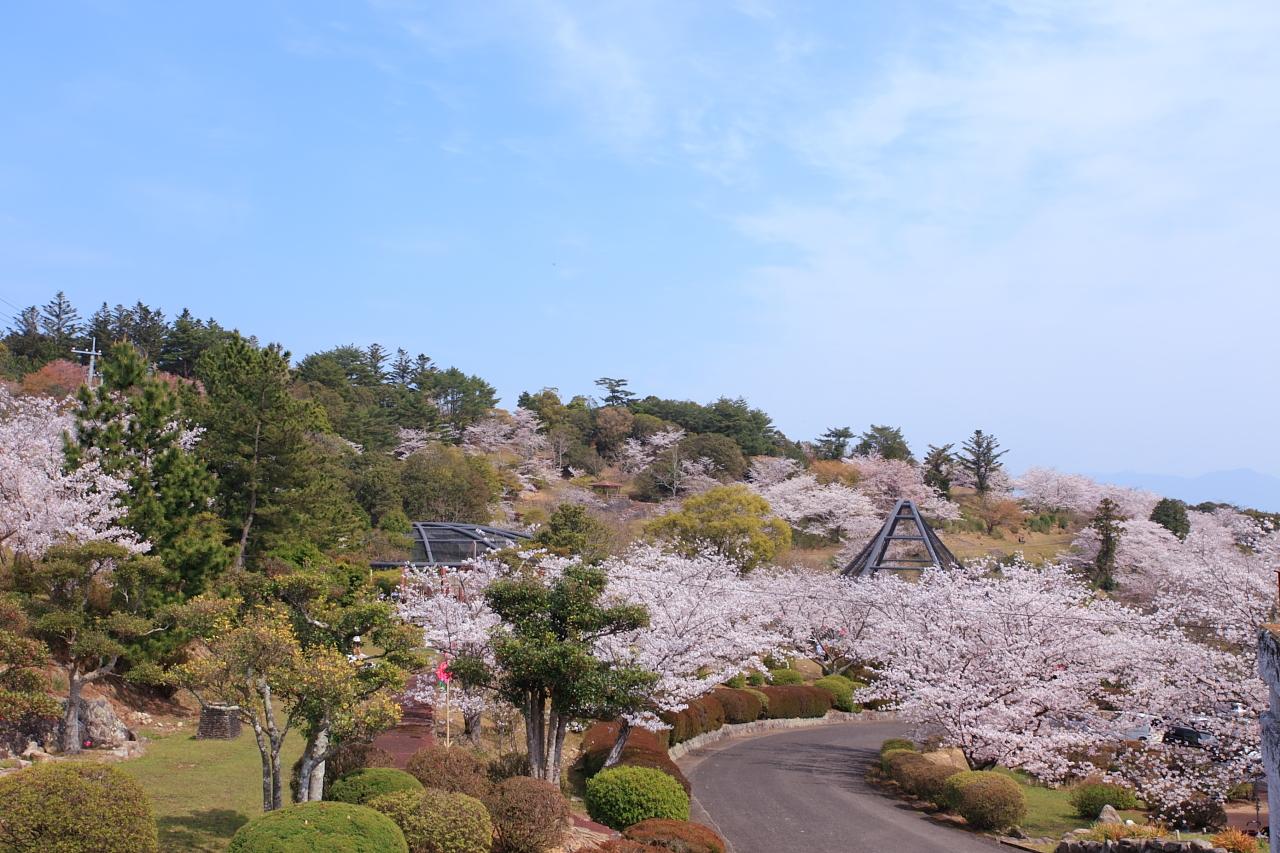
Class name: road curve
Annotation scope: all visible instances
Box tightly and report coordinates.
[682,721,1001,853]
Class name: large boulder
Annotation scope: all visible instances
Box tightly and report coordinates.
[1096,804,1122,825]
[57,698,135,749]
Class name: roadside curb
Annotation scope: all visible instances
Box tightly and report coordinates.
[668,709,895,761]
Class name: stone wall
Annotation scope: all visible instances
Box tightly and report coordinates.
[196,704,242,739]
[667,709,891,760]
[1054,841,1227,852]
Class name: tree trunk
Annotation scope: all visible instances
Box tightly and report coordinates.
[270,738,284,810]
[296,728,331,803]
[463,708,483,746]
[549,715,568,785]
[544,709,558,782]
[61,670,82,754]
[603,719,632,768]
[250,722,273,813]
[235,419,263,569]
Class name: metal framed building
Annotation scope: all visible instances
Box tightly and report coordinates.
[372,522,529,568]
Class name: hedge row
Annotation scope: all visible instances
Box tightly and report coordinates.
[756,685,833,719]
[659,694,726,746]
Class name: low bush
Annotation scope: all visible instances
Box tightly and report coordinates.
[582,842,652,853]
[1086,823,1163,842]
[405,744,492,800]
[623,819,726,853]
[585,766,690,830]
[291,741,398,801]
[487,752,532,783]
[746,672,765,686]
[1068,781,1139,818]
[939,770,990,810]
[756,685,832,719]
[486,777,569,853]
[723,674,746,689]
[880,747,916,774]
[744,687,769,715]
[0,762,159,853]
[367,789,492,853]
[1211,827,1260,853]
[329,768,424,805]
[660,695,726,745]
[812,674,859,712]
[1151,794,1227,832]
[768,668,804,685]
[879,737,915,756]
[229,801,407,853]
[892,756,959,804]
[579,722,690,795]
[951,772,1026,831]
[712,686,762,724]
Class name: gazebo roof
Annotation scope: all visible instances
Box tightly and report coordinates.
[373,522,529,568]
[840,499,960,578]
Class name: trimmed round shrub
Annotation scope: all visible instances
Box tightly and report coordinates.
[405,744,491,799]
[812,674,859,711]
[1068,781,1139,818]
[879,738,915,756]
[0,762,158,853]
[367,789,492,853]
[585,766,690,830]
[487,751,531,783]
[768,668,804,685]
[940,770,989,810]
[623,819,726,853]
[229,801,407,853]
[579,722,691,795]
[756,685,832,719]
[890,757,960,805]
[712,687,762,724]
[880,747,916,774]
[291,741,398,801]
[486,777,570,853]
[951,773,1026,831]
[329,768,425,805]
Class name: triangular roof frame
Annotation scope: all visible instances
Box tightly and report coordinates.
[840,499,960,578]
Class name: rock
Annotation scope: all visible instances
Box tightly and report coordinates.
[57,698,133,749]
[1006,825,1028,839]
[1188,842,1215,851]
[1096,804,1122,824]
[1071,827,1094,835]
[919,746,969,771]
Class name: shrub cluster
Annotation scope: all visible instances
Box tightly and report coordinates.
[1068,781,1139,818]
[585,766,691,830]
[367,789,492,853]
[405,744,492,800]
[756,685,832,719]
[486,751,532,783]
[329,768,424,805]
[229,801,407,853]
[879,737,914,755]
[712,686,763,724]
[0,762,159,853]
[1211,827,1259,853]
[623,819,726,853]
[768,668,804,685]
[579,721,691,795]
[1150,793,1227,832]
[485,777,570,853]
[940,771,1026,831]
[879,747,916,774]
[887,753,960,805]
[812,674,861,712]
[660,694,726,745]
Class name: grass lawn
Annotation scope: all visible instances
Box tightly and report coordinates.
[119,728,304,852]
[1010,776,1145,838]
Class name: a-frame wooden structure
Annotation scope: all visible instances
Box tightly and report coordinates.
[840,499,960,578]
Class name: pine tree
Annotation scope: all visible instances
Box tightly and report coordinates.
[1150,497,1191,540]
[390,348,414,386]
[958,429,1008,494]
[70,342,230,599]
[923,443,956,497]
[1089,497,1125,590]
[815,426,853,460]
[39,291,81,349]
[594,377,636,407]
[853,425,914,461]
[365,343,389,384]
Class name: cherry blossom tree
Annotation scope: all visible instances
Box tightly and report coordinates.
[0,388,138,562]
[844,454,961,521]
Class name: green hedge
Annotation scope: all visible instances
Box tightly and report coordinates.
[229,802,407,853]
[367,789,492,853]
[879,738,915,755]
[659,694,725,745]
[768,668,805,685]
[0,762,159,853]
[585,766,690,830]
[328,768,424,805]
[579,722,690,795]
[880,747,916,774]
[756,685,832,719]
[813,674,862,712]
[1069,782,1139,818]
[940,771,1026,830]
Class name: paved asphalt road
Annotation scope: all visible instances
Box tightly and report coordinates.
[683,721,1002,853]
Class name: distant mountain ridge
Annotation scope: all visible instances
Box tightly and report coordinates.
[1087,468,1280,513]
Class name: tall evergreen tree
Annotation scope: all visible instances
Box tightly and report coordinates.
[594,377,635,407]
[39,291,81,349]
[70,342,230,599]
[1150,497,1191,540]
[389,348,414,386]
[1089,497,1125,590]
[958,429,1008,494]
[815,426,854,460]
[853,424,914,461]
[197,336,326,568]
[365,344,389,384]
[923,443,956,497]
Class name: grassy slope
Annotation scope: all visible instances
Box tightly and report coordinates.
[120,729,304,853]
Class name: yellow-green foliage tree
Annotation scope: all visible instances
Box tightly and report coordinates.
[643,485,791,572]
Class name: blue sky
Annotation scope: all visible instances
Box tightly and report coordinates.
[3,1,1279,482]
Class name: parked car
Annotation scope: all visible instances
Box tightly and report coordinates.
[1163,725,1216,748]
[1119,714,1165,743]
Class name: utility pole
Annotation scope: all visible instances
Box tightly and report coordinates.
[71,337,102,389]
